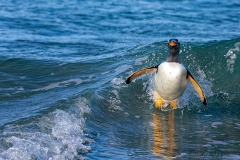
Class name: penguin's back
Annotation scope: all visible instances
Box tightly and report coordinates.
[154,62,187,100]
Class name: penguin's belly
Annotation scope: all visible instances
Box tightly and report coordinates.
[154,62,187,100]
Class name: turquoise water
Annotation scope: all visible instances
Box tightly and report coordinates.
[0,0,240,159]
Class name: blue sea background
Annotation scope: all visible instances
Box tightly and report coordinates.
[0,0,240,159]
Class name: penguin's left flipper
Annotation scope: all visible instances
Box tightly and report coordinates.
[126,66,158,84]
[187,70,207,105]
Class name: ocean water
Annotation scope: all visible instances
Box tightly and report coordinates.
[0,0,240,159]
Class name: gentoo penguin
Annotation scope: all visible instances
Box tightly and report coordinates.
[126,39,207,109]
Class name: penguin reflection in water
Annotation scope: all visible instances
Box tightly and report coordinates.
[126,39,207,109]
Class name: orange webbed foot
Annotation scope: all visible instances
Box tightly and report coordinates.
[154,91,164,109]
[169,99,178,110]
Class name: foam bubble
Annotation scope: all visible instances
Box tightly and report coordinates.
[225,42,240,73]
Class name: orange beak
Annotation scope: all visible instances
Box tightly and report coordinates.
[169,41,178,47]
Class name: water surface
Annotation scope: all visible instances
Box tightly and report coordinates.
[0,0,240,159]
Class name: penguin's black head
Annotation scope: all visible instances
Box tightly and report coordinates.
[168,39,180,54]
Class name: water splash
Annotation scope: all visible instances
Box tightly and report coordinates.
[0,98,91,160]
[134,56,148,66]
[108,77,126,112]
[225,42,240,73]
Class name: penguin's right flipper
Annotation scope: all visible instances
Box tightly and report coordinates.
[187,70,207,105]
[126,66,158,84]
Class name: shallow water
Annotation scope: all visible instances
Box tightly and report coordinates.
[0,0,240,159]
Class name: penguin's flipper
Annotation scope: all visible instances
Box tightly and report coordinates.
[126,66,158,84]
[187,70,207,105]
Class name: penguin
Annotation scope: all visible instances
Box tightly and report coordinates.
[126,39,207,109]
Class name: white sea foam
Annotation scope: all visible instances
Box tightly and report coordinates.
[223,155,240,160]
[108,77,125,112]
[111,77,125,89]
[225,42,240,73]
[134,56,148,66]
[206,138,228,145]
[0,98,91,160]
[176,153,188,158]
[114,65,131,75]
[33,78,83,92]
[211,122,223,128]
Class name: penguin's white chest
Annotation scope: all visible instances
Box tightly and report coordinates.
[154,62,187,100]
